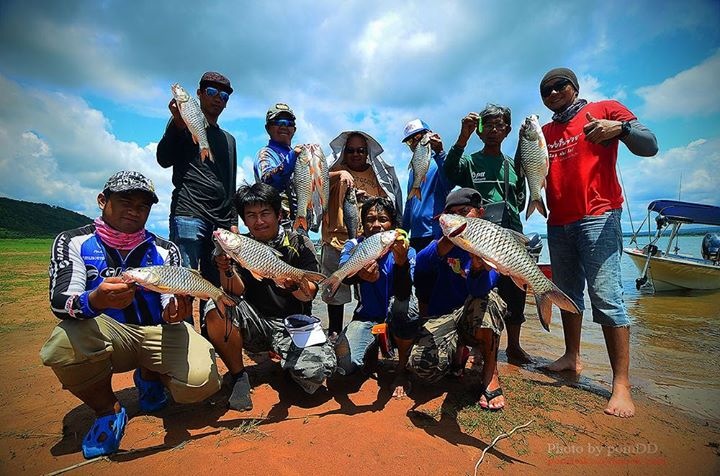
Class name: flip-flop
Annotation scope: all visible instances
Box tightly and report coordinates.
[480,386,505,411]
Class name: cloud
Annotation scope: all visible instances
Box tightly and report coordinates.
[636,50,720,118]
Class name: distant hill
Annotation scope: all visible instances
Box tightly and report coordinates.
[0,197,92,238]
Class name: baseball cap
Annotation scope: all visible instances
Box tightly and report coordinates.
[540,67,579,93]
[103,171,159,204]
[266,103,296,122]
[402,118,431,142]
[284,314,326,348]
[444,187,482,212]
[199,71,233,94]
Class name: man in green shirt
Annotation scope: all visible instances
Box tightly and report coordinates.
[444,104,531,363]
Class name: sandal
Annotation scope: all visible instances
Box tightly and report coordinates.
[82,406,128,459]
[479,386,505,411]
[134,369,169,413]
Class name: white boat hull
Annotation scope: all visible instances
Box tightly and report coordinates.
[624,247,720,291]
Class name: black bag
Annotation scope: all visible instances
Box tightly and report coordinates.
[482,160,513,229]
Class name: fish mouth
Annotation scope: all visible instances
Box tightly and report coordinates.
[448,222,467,238]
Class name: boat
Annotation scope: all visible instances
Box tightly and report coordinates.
[623,200,720,291]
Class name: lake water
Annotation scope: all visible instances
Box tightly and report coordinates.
[313,234,720,421]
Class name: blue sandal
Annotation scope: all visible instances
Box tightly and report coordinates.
[82,406,127,459]
[134,369,169,413]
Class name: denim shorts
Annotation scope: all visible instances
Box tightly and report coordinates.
[547,209,630,327]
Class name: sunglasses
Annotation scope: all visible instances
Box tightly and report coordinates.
[345,147,367,155]
[204,86,230,102]
[269,119,296,127]
[541,79,571,98]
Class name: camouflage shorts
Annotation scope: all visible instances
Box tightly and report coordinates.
[206,299,337,394]
[407,291,506,383]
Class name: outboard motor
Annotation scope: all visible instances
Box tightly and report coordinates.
[526,233,543,263]
[702,233,720,263]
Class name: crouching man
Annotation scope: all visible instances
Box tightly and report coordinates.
[205,183,336,411]
[40,171,221,459]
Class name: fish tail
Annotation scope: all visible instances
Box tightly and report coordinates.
[525,198,548,219]
[200,147,213,162]
[407,187,422,202]
[321,275,341,300]
[548,283,580,314]
[533,292,553,332]
[293,216,308,231]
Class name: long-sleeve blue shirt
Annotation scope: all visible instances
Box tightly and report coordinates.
[414,239,498,316]
[402,150,451,240]
[254,140,297,191]
[340,237,417,322]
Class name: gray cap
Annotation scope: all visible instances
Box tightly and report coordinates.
[266,103,296,122]
[103,171,159,204]
[540,67,579,93]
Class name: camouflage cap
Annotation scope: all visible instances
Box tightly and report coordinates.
[103,171,159,204]
[266,103,296,122]
[200,71,233,94]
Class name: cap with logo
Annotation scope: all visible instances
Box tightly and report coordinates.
[103,171,159,204]
[266,103,296,122]
[284,314,326,348]
[402,118,431,142]
[199,71,233,94]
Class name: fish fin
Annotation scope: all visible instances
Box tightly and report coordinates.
[249,269,265,281]
[534,292,553,332]
[190,133,199,145]
[293,216,308,231]
[510,275,527,290]
[548,283,580,314]
[303,271,327,283]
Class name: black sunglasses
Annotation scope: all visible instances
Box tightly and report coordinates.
[204,86,230,102]
[345,147,367,155]
[541,79,571,98]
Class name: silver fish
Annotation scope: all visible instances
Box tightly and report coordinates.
[518,114,548,219]
[122,265,235,317]
[292,146,314,231]
[171,83,213,162]
[438,214,578,331]
[310,144,330,215]
[321,229,399,300]
[343,187,359,240]
[213,229,325,291]
[407,132,432,202]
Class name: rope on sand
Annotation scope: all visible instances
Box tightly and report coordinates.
[473,419,534,475]
[44,456,109,476]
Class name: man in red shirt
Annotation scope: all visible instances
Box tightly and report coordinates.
[539,67,657,418]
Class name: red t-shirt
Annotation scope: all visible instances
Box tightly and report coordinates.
[542,100,636,226]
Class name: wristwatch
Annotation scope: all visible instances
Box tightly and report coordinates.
[617,121,631,140]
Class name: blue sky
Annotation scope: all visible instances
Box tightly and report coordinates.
[0,0,718,238]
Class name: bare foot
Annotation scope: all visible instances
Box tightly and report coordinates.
[479,375,505,410]
[546,353,583,373]
[391,372,410,399]
[604,383,635,418]
[506,345,533,364]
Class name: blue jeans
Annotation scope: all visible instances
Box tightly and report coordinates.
[169,216,220,325]
[547,209,630,327]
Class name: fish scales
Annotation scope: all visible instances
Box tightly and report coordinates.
[342,187,359,240]
[518,114,548,218]
[310,144,330,214]
[407,133,432,202]
[171,83,213,162]
[293,146,314,231]
[123,265,224,301]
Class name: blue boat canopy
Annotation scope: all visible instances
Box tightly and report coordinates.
[648,200,720,226]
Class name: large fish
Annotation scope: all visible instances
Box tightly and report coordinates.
[407,132,432,202]
[171,83,213,162]
[517,114,548,219]
[213,229,325,293]
[343,186,359,240]
[292,146,314,231]
[438,214,579,331]
[310,144,330,214]
[321,229,399,300]
[122,265,236,319]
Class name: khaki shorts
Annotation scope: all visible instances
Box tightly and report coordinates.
[40,316,221,404]
[320,243,352,305]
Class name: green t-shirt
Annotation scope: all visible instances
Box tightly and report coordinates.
[444,145,525,232]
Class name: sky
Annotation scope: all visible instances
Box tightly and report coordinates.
[0,0,719,239]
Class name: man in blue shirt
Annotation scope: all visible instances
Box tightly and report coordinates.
[333,197,417,397]
[410,188,507,410]
[401,119,451,252]
[40,171,221,459]
[254,103,300,227]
